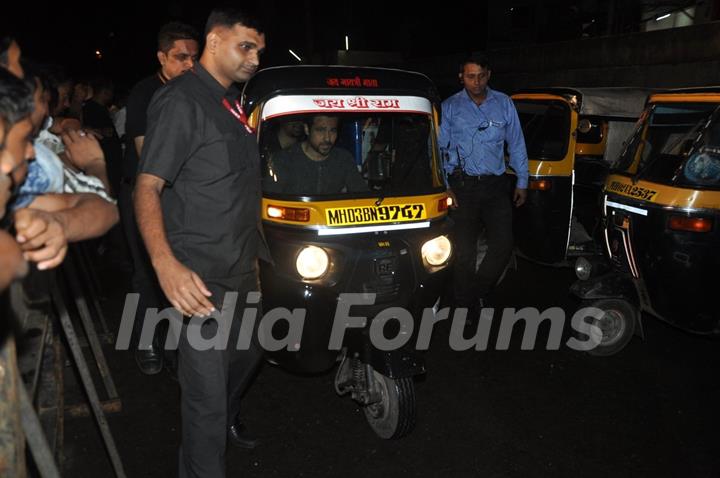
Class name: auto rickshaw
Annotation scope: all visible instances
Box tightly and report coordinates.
[241,66,453,438]
[512,88,651,265]
[571,87,720,356]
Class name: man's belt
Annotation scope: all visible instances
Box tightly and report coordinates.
[448,170,499,185]
[459,173,496,182]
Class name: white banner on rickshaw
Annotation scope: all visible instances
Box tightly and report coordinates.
[261,95,433,120]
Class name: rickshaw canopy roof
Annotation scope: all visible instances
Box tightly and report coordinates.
[242,65,441,114]
[513,87,653,118]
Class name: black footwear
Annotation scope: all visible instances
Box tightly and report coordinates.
[135,346,163,375]
[463,298,486,328]
[228,417,258,449]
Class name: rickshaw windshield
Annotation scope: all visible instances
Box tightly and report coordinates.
[613,102,720,189]
[260,110,443,199]
[678,112,720,189]
[514,100,571,161]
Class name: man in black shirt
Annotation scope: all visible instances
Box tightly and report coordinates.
[265,114,366,195]
[134,8,269,478]
[122,22,199,374]
[262,117,304,156]
[125,22,200,170]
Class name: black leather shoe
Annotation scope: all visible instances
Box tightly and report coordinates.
[135,346,163,375]
[463,298,486,328]
[228,417,258,449]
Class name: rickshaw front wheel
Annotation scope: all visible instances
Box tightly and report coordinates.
[363,370,416,439]
[586,298,637,356]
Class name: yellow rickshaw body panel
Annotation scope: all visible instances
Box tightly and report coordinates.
[512,93,578,178]
[605,174,720,210]
[648,93,720,104]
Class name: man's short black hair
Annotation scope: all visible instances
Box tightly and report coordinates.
[460,53,491,73]
[204,7,264,37]
[20,59,50,96]
[0,67,34,133]
[0,36,15,70]
[303,114,339,129]
[42,65,72,114]
[90,75,114,95]
[157,21,199,53]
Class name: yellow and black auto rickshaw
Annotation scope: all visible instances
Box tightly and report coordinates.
[572,87,720,355]
[512,88,650,265]
[241,66,453,438]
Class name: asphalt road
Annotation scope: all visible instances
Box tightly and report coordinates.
[62,256,720,478]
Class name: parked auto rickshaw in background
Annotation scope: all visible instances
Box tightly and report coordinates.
[242,66,453,438]
[512,88,650,265]
[572,88,720,355]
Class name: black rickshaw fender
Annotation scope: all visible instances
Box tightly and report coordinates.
[365,345,425,380]
[570,271,637,301]
[343,327,425,379]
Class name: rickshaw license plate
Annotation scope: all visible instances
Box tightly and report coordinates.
[607,181,658,202]
[326,204,426,226]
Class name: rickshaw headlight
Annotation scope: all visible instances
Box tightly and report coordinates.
[421,235,452,267]
[575,257,592,281]
[296,246,329,279]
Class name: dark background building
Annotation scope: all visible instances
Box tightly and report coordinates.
[4,0,720,96]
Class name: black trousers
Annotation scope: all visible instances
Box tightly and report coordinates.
[174,272,263,478]
[449,174,514,307]
[118,180,167,348]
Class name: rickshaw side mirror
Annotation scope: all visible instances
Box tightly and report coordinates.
[367,150,392,183]
[577,119,593,134]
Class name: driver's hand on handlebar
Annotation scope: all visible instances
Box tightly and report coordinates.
[154,256,215,317]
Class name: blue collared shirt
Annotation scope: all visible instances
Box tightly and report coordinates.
[439,87,529,189]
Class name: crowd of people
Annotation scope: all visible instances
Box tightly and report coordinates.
[0,36,119,292]
[0,32,123,476]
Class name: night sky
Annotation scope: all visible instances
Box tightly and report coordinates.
[6,1,488,91]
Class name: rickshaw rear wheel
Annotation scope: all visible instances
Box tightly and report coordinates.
[363,370,416,439]
[586,298,637,356]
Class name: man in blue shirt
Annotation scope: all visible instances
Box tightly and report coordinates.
[439,53,528,315]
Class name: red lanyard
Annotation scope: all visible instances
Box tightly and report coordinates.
[222,98,254,134]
